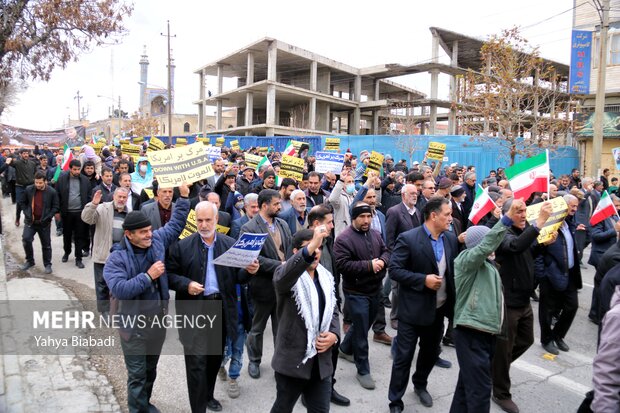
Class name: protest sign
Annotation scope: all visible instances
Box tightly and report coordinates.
[147,142,214,188]
[365,151,384,176]
[427,142,447,161]
[315,151,345,174]
[216,137,225,147]
[121,143,142,163]
[279,155,304,181]
[245,154,263,170]
[92,141,105,153]
[133,137,144,145]
[324,138,340,151]
[176,138,187,146]
[216,224,230,235]
[230,140,241,151]
[148,136,166,152]
[196,137,209,144]
[526,196,568,244]
[205,145,222,163]
[179,209,197,239]
[212,233,268,268]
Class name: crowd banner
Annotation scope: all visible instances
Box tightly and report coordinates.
[216,137,225,147]
[427,141,447,161]
[245,154,263,170]
[147,142,214,188]
[324,137,340,151]
[526,196,568,244]
[212,233,268,268]
[279,155,304,181]
[315,152,345,174]
[365,150,384,176]
[148,136,166,152]
[205,145,222,163]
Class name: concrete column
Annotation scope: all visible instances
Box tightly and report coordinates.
[267,41,277,81]
[245,92,254,127]
[309,97,316,130]
[247,52,255,84]
[217,64,224,95]
[266,85,276,125]
[352,75,362,135]
[429,33,440,135]
[372,110,379,134]
[275,102,280,125]
[374,79,380,100]
[448,40,459,135]
[337,116,342,133]
[310,61,317,92]
[216,100,222,130]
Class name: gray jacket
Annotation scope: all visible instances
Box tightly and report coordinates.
[81,201,122,264]
[592,285,620,413]
[140,201,175,231]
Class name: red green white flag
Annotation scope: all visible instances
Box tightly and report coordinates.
[468,185,497,225]
[52,143,73,182]
[590,190,617,226]
[282,141,296,157]
[505,151,549,201]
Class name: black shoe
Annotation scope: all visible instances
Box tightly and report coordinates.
[383,299,392,309]
[331,387,350,406]
[555,338,570,352]
[20,262,35,271]
[389,406,403,413]
[434,357,452,369]
[148,404,161,413]
[56,229,63,237]
[248,362,260,379]
[76,260,85,269]
[62,254,69,263]
[588,316,600,325]
[442,337,455,347]
[414,387,433,408]
[82,249,90,257]
[530,290,539,302]
[206,399,222,412]
[542,341,559,355]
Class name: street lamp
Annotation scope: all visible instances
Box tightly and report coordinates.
[97,95,122,142]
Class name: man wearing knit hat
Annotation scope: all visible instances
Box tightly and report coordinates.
[449,201,522,413]
[103,182,190,413]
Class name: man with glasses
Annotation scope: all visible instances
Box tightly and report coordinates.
[417,180,436,211]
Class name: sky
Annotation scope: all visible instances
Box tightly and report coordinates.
[1,0,577,131]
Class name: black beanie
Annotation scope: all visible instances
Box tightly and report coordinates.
[122,211,152,231]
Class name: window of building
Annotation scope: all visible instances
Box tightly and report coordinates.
[611,33,620,65]
[183,122,190,133]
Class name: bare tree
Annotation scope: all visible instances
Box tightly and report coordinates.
[457,27,572,165]
[126,112,160,137]
[0,0,133,117]
[382,102,425,164]
[0,81,26,118]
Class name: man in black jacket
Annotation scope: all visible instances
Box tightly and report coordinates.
[19,171,59,274]
[491,198,552,413]
[9,149,37,226]
[240,189,293,379]
[56,159,91,268]
[591,237,620,324]
[167,201,259,413]
[270,227,340,413]
[387,197,458,412]
[333,201,390,391]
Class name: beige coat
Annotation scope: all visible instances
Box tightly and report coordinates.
[81,201,119,264]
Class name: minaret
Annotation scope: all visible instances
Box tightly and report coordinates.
[168,49,175,113]
[139,45,149,114]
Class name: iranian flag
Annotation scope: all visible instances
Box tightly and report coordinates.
[256,155,272,172]
[282,140,296,156]
[468,185,497,225]
[52,143,74,181]
[505,151,549,201]
[590,190,617,226]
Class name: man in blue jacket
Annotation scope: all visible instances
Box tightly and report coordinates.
[103,182,190,413]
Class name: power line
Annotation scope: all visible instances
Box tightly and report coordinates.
[521,1,589,30]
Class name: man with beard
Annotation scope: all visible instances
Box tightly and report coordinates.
[167,201,259,412]
[81,187,130,315]
[240,189,293,379]
[252,169,277,194]
[91,167,117,203]
[305,171,331,211]
[279,189,308,235]
[141,186,175,230]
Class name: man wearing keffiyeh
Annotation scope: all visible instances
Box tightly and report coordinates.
[270,226,340,413]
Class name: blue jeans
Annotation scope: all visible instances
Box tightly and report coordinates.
[340,291,380,375]
[221,322,246,380]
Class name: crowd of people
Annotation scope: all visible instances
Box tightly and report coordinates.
[0,140,618,413]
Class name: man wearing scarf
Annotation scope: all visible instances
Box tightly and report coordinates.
[270,226,340,413]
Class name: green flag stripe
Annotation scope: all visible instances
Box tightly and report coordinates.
[504,152,547,180]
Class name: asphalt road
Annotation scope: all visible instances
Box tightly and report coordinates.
[1,196,598,413]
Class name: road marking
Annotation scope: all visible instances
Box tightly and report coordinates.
[513,359,591,395]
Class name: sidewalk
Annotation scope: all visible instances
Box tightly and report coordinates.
[0,199,121,413]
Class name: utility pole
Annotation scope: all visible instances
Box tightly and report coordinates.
[161,20,176,145]
[74,91,82,122]
[118,96,122,139]
[593,0,610,177]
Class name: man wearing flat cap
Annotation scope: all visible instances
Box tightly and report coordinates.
[104,183,190,413]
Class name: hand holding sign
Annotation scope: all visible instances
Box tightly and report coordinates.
[245,259,260,275]
[179,182,190,197]
[537,202,553,229]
